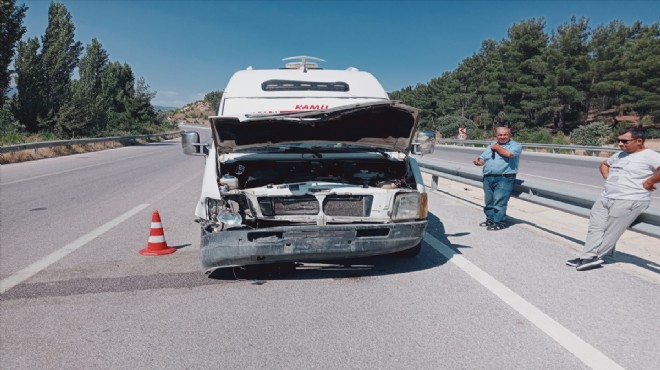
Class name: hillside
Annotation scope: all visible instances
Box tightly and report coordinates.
[167,101,215,124]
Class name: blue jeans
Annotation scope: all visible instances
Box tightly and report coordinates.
[482,175,516,223]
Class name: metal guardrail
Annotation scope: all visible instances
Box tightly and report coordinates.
[438,139,624,156]
[0,131,183,154]
[417,161,660,238]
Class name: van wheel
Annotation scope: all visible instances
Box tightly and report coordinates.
[396,242,422,258]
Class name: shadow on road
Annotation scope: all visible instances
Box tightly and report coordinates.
[604,251,660,276]
[0,214,471,300]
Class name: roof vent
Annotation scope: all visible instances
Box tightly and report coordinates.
[282,56,325,72]
[346,67,359,71]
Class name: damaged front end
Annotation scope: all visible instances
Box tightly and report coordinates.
[187,101,429,273]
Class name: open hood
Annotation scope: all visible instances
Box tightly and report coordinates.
[210,101,420,153]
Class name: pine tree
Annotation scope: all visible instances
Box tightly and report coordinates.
[499,18,549,129]
[544,17,592,133]
[589,21,630,113]
[621,22,660,122]
[473,39,506,130]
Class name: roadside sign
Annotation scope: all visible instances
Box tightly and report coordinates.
[457,133,467,140]
[458,127,466,135]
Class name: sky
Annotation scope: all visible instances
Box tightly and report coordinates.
[17,0,660,108]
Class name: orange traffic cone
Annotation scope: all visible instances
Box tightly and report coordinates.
[139,210,176,256]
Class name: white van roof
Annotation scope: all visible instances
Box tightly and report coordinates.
[222,67,389,99]
[216,58,392,120]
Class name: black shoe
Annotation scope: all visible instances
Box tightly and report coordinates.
[566,258,581,267]
[487,222,507,231]
[479,220,494,227]
[576,257,604,271]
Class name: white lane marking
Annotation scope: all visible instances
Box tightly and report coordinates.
[0,204,150,294]
[425,233,625,370]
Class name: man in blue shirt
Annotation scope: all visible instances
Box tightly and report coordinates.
[473,127,523,230]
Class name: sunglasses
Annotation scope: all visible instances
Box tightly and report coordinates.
[617,138,637,144]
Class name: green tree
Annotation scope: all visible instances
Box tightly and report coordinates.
[544,17,592,133]
[129,77,158,126]
[0,0,27,107]
[388,17,659,133]
[204,90,223,113]
[589,21,630,113]
[38,1,83,129]
[621,22,660,122]
[77,38,108,101]
[570,121,612,146]
[0,99,22,136]
[471,39,506,130]
[12,37,43,133]
[63,38,109,135]
[100,61,135,133]
[499,18,549,128]
[56,96,90,136]
[436,115,478,139]
[454,56,480,119]
[391,82,437,130]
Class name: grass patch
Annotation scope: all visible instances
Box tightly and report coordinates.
[0,135,176,165]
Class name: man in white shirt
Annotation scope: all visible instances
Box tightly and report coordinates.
[567,127,660,271]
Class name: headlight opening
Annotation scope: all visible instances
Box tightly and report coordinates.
[392,192,426,220]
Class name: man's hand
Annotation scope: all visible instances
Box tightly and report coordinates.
[473,158,484,166]
[643,179,657,191]
[643,170,660,191]
[491,143,501,151]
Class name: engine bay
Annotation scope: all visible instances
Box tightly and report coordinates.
[201,156,420,232]
[219,157,415,190]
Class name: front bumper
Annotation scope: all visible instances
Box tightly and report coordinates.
[200,220,427,272]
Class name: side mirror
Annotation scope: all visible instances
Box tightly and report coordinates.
[181,131,208,156]
[411,142,422,155]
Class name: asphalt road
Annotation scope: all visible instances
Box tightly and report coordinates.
[1,133,658,369]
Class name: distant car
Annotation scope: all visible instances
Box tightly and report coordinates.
[411,130,436,155]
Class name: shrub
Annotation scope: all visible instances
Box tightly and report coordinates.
[570,122,612,146]
[645,127,660,139]
[436,115,478,139]
[552,132,571,145]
